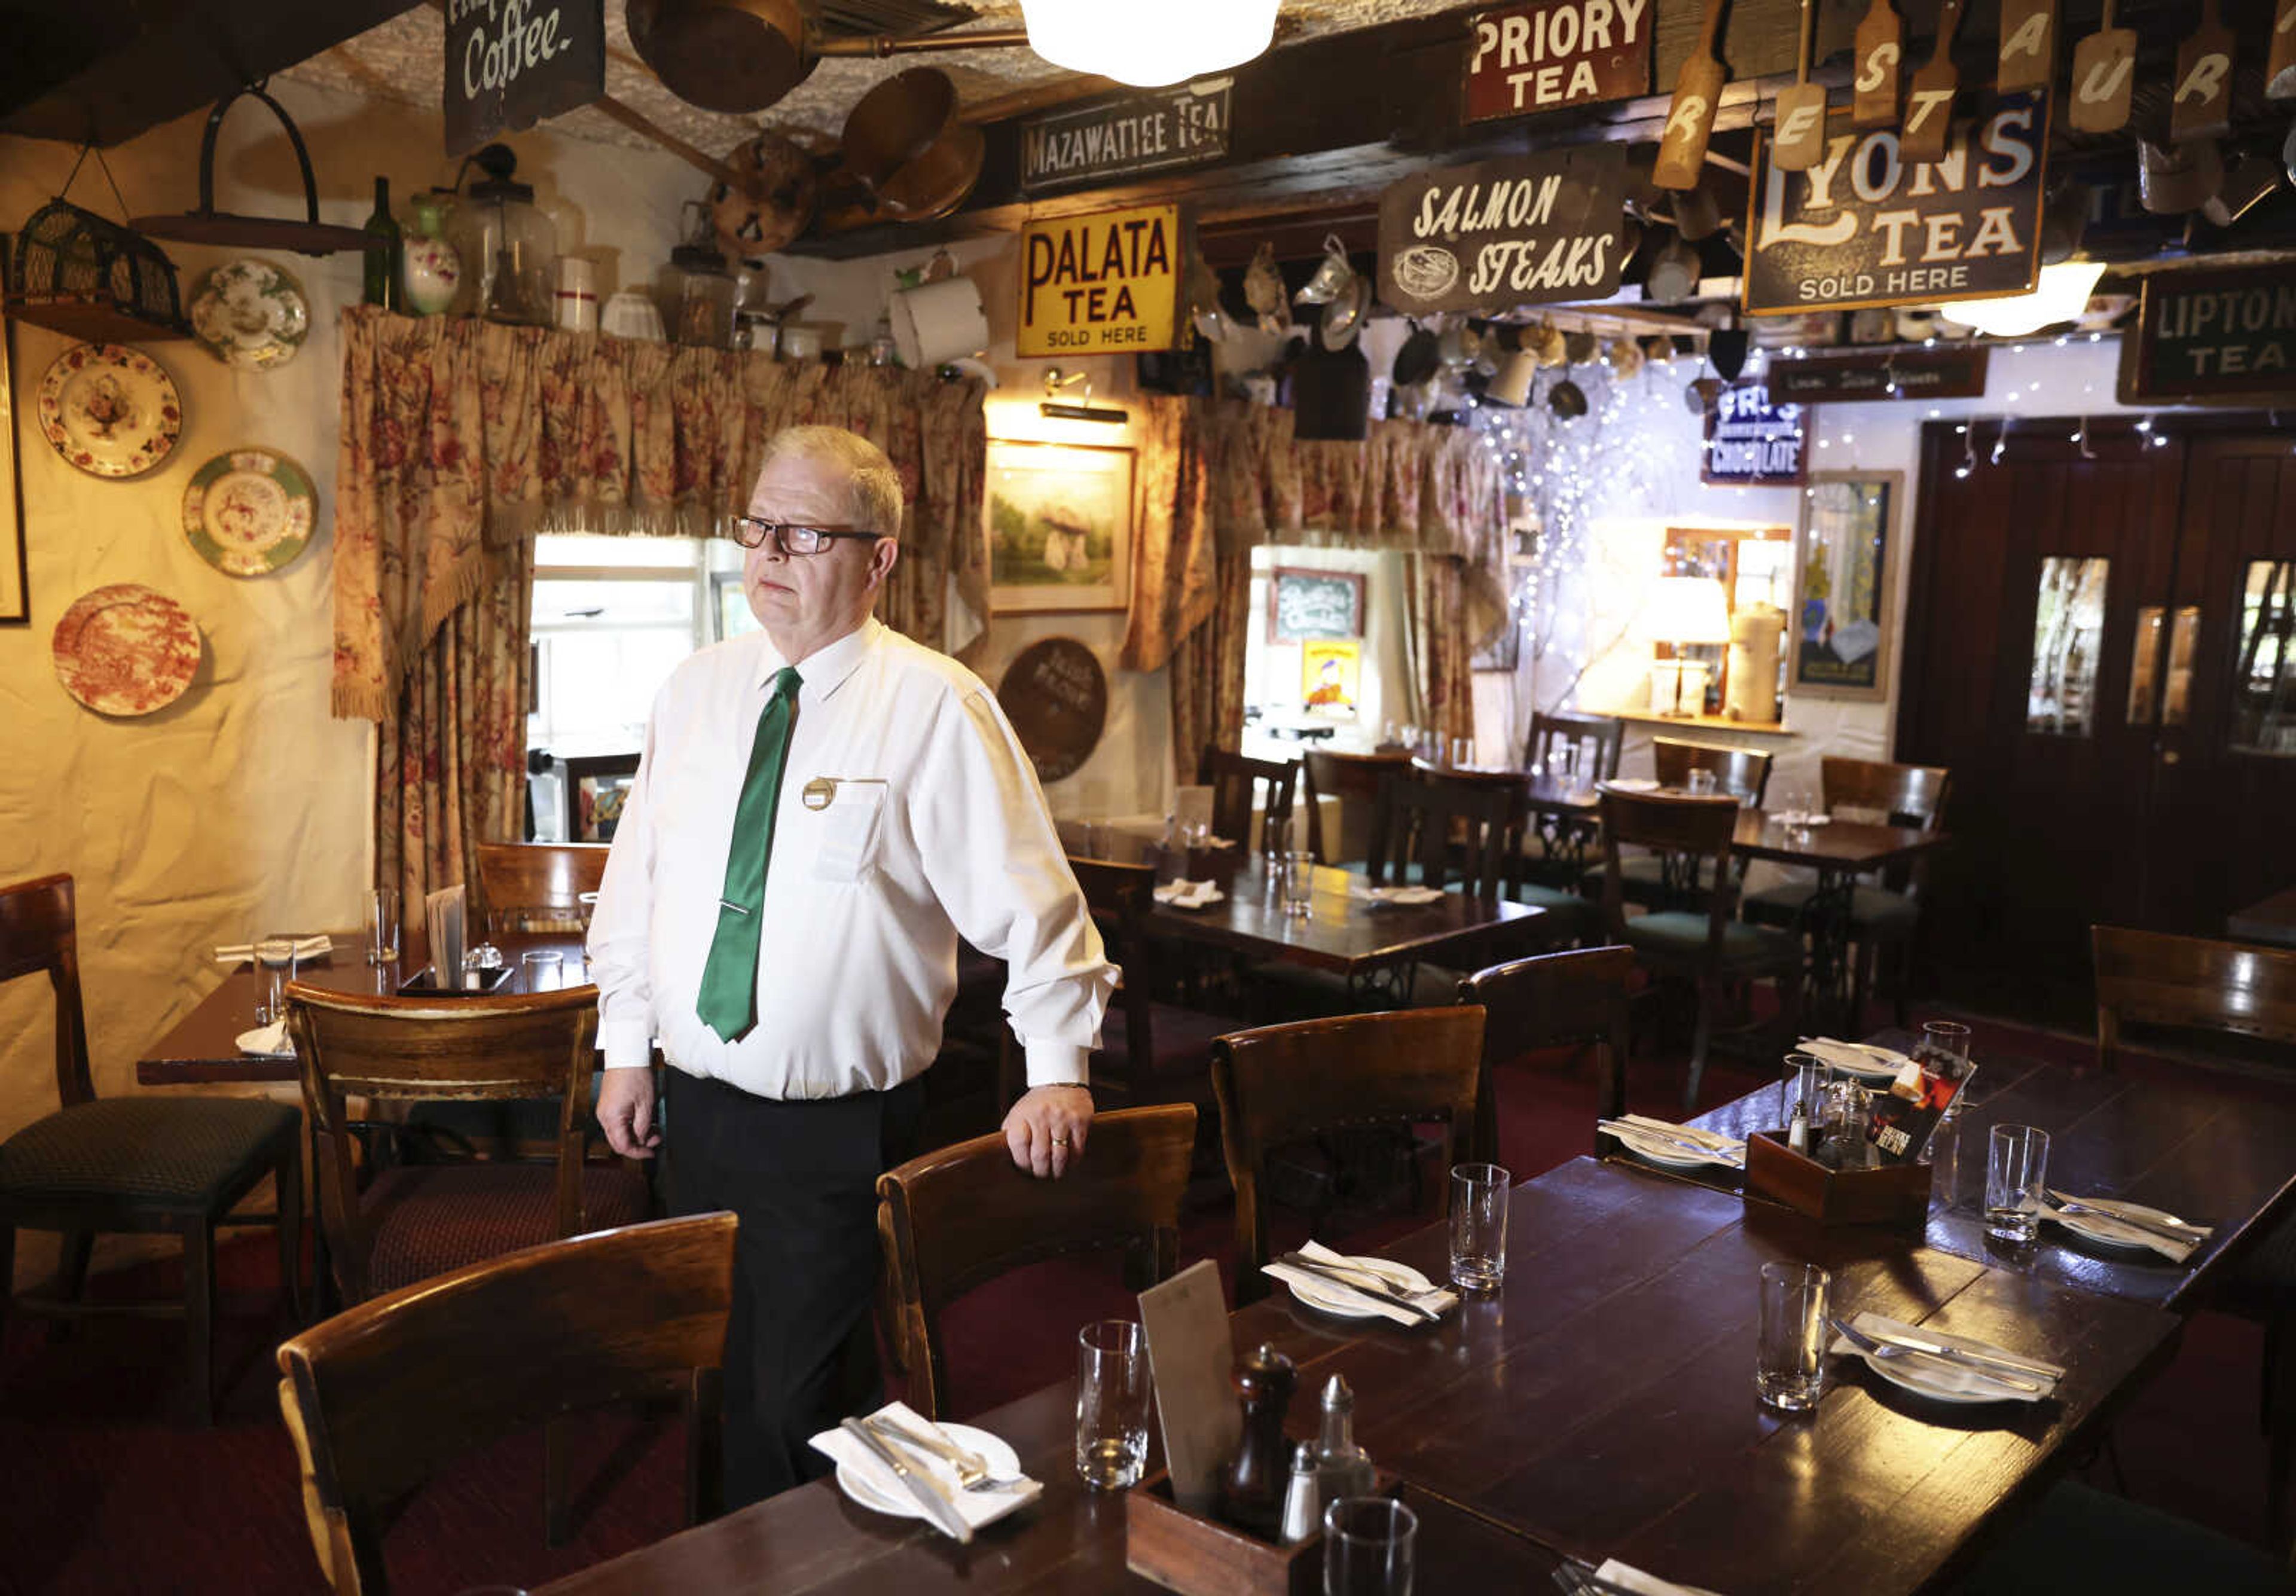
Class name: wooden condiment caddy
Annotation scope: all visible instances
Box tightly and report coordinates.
[1125,1468,1402,1596]
[1744,1129,1931,1227]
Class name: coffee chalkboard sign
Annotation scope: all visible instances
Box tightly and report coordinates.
[1268,569,1366,642]
[997,637,1108,784]
[444,0,606,157]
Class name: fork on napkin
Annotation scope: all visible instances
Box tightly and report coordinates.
[1598,1115,1746,1168]
[2042,1193,2209,1262]
[1153,879,1223,909]
[808,1400,1041,1538]
[1555,1555,1728,1596]
[214,934,334,964]
[1349,884,1445,906]
[1828,1310,2064,1402]
[1263,1239,1458,1325]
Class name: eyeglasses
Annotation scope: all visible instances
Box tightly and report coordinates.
[731,517,887,556]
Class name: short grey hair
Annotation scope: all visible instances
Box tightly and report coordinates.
[758,425,905,538]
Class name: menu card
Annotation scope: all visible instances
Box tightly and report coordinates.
[1868,1058,1976,1165]
[424,886,465,990]
[1138,1259,1239,1513]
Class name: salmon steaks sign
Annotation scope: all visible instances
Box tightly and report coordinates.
[1017,205,1181,357]
[1464,0,1653,120]
[1377,145,1629,315]
[1744,89,2048,315]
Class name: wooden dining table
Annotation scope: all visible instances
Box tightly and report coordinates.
[535,1154,2181,1596]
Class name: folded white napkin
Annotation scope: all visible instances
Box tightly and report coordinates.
[2045,1196,2206,1262]
[1619,1113,1743,1151]
[808,1400,1040,1538]
[1263,1239,1459,1326]
[1600,1116,1745,1168]
[214,934,333,964]
[1800,1037,1913,1083]
[236,1021,293,1058]
[1831,1310,2063,1402]
[1592,1558,1727,1596]
[1349,884,1445,905]
[1153,878,1225,909]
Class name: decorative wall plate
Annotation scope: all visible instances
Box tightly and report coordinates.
[182,447,318,576]
[51,583,202,716]
[36,343,183,478]
[188,258,310,370]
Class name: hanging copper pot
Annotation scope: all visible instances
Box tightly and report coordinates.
[1549,378,1589,418]
[817,69,985,227]
[709,132,820,261]
[628,0,814,115]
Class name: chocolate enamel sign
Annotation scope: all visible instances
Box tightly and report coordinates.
[1464,0,1653,121]
[1377,145,1629,315]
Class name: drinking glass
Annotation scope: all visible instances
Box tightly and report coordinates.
[254,936,299,1027]
[1263,813,1292,863]
[365,887,400,965]
[1553,742,1580,783]
[1448,1162,1510,1292]
[1323,1497,1418,1596]
[1918,1021,1975,1206]
[521,950,563,991]
[1755,1261,1831,1412]
[1075,1319,1152,1490]
[1985,1125,2050,1243]
[1083,822,1114,861]
[1450,735,1474,768]
[1686,767,1719,797]
[1283,851,1317,919]
[1779,1052,1828,1139]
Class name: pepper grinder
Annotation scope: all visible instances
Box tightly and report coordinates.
[1220,1342,1297,1539]
[1311,1374,1375,1501]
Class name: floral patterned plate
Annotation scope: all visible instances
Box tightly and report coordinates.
[189,259,310,370]
[36,343,183,478]
[51,584,203,716]
[182,447,318,576]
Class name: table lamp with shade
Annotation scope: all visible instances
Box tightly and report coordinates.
[1646,575,1733,716]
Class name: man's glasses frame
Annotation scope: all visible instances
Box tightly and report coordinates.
[731,517,889,556]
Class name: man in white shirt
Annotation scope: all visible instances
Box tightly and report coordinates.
[588,425,1114,1506]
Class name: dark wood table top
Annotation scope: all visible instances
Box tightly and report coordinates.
[1148,859,1547,976]
[137,931,591,1086]
[2228,884,2296,948]
[536,1157,2181,1596]
[1677,1033,2296,1311]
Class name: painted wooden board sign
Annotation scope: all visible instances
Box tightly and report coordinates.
[1743,89,2047,316]
[444,0,605,157]
[1768,345,1990,401]
[1463,0,1653,121]
[2118,268,2296,404]
[1376,144,1628,315]
[1017,204,1181,358]
[1019,80,1232,194]
[1702,382,1808,484]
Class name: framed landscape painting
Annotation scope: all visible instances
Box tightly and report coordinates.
[1791,471,1900,700]
[986,439,1135,614]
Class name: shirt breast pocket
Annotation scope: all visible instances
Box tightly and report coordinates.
[807,780,889,884]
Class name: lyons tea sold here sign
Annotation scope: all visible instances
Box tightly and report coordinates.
[1744,90,2047,316]
[1017,205,1181,358]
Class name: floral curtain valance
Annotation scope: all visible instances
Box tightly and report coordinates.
[331,306,989,721]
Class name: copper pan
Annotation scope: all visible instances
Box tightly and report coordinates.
[627,0,814,115]
[827,69,985,225]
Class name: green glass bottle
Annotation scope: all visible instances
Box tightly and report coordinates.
[362,176,401,309]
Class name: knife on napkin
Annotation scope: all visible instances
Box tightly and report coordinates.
[839,1417,973,1543]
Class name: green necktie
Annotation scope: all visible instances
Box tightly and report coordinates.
[696,665,803,1042]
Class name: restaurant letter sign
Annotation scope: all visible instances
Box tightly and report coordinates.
[1376,145,1628,316]
[1464,0,1653,121]
[1017,205,1180,358]
[1744,90,2048,316]
[1020,81,1232,195]
[2118,267,2296,405]
[444,0,605,157]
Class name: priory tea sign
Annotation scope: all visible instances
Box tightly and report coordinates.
[443,0,604,156]
[1016,204,1181,357]
[1463,0,1653,121]
[1744,90,2048,316]
[1377,145,1628,315]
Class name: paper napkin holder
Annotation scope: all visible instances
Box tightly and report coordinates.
[1126,1467,1400,1596]
[1744,1130,1930,1228]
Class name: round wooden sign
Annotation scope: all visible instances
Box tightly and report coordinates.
[996,637,1107,785]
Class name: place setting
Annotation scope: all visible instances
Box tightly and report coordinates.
[1595,1114,1747,1176]
[1757,1262,2065,1415]
[811,1399,1043,1544]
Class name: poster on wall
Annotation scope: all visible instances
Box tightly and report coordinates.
[986,440,1136,613]
[1701,382,1808,486]
[444,0,606,155]
[1792,471,1901,699]
[1301,639,1363,714]
[1463,0,1652,123]
[1268,567,1366,641]
[1020,81,1232,194]
[1377,144,1628,315]
[1744,90,2048,316]
[2117,266,2296,405]
[0,316,25,625]
[1016,204,1180,358]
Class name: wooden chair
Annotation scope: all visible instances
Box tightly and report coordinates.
[276,1212,736,1595]
[1425,762,1598,947]
[1586,739,1775,907]
[1525,711,1624,782]
[474,841,610,936]
[1211,1007,1485,1303]
[1300,749,1415,865]
[1368,770,1515,899]
[0,872,301,1426]
[1062,857,1240,1116]
[1743,757,1951,1025]
[1597,788,1803,1110]
[1457,945,1636,1158]
[875,1104,1195,1419]
[1198,747,1299,854]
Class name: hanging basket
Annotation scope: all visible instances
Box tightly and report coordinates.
[7,195,192,343]
[130,86,373,255]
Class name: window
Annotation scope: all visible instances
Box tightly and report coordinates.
[529,535,749,755]
[2231,560,2296,755]
[2027,557,2109,736]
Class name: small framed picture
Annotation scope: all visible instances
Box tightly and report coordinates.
[1791,471,1901,700]
[1268,566,1366,642]
[985,439,1135,614]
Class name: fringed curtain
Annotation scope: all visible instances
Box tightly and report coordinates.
[332,307,989,905]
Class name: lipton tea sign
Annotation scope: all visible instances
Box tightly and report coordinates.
[1377,145,1629,316]
[1017,205,1180,358]
[1744,90,2048,316]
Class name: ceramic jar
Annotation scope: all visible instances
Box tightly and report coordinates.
[400,194,462,317]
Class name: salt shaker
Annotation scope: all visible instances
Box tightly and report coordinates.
[1278,1442,1321,1543]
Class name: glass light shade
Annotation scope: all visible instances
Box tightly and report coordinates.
[1021,0,1279,86]
[1945,261,2107,340]
[1645,576,1734,646]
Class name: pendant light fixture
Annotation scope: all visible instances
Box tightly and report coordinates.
[1019,0,1280,87]
[1946,261,2107,340]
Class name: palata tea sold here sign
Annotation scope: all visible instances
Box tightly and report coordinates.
[1017,205,1180,358]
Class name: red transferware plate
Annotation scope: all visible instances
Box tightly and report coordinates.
[51,583,202,716]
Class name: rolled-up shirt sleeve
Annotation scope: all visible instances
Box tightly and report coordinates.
[585,695,665,1073]
[911,686,1116,1087]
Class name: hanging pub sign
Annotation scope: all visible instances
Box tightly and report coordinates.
[1463,0,1653,121]
[1744,89,2049,316]
[443,0,605,157]
[2118,267,2296,405]
[1702,382,1809,485]
[1376,144,1629,316]
[1019,80,1232,194]
[1768,344,1991,401]
[1017,203,1181,357]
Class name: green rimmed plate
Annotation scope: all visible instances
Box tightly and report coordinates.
[181,447,318,577]
[189,258,310,371]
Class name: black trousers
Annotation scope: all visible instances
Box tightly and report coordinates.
[664,1067,927,1509]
